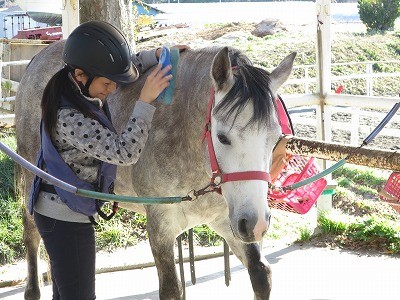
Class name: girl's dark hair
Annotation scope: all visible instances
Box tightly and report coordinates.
[41,67,97,133]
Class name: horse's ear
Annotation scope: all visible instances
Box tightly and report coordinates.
[211,47,234,92]
[269,52,297,95]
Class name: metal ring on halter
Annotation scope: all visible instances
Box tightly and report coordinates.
[213,174,222,186]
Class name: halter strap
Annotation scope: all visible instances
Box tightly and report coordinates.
[202,87,271,193]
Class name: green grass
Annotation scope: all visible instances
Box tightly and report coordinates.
[0,131,24,265]
[95,213,138,252]
[333,166,387,190]
[298,226,312,242]
[317,211,400,254]
[192,225,224,246]
[318,211,350,235]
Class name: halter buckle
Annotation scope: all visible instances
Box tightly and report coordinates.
[212,173,222,186]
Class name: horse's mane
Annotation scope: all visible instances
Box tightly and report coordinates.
[170,46,276,130]
[214,47,276,129]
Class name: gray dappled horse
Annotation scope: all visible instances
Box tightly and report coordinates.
[15,40,295,299]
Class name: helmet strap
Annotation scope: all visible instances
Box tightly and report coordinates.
[69,68,95,97]
[81,75,95,97]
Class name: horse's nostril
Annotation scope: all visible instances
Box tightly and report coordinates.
[238,218,248,236]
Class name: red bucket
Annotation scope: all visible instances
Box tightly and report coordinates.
[380,172,400,214]
[268,156,327,214]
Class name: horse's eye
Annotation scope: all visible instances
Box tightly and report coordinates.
[217,134,231,145]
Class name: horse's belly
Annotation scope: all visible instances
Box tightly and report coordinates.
[115,166,146,215]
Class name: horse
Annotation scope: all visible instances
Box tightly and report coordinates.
[15,40,296,299]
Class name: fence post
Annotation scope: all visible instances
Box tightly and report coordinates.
[305,66,309,94]
[317,180,337,212]
[323,105,332,142]
[316,0,331,148]
[62,0,80,39]
[0,42,3,100]
[350,108,360,145]
[366,63,373,96]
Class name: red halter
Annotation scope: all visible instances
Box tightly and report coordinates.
[202,88,271,194]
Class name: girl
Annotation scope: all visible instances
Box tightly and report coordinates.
[28,20,185,299]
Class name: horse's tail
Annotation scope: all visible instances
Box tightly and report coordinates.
[13,149,25,207]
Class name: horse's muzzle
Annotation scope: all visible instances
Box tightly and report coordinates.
[235,211,271,243]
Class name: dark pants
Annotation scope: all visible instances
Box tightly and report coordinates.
[34,212,96,300]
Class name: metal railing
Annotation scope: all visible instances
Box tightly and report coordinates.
[289,103,400,147]
[287,60,400,97]
[0,59,31,103]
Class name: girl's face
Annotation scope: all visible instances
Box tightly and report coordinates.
[74,69,117,101]
[88,77,117,101]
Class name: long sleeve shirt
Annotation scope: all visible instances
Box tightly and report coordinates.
[34,49,158,223]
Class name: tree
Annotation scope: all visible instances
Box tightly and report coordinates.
[358,0,400,32]
[79,0,136,50]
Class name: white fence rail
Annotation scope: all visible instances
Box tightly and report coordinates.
[0,60,31,106]
[288,60,400,96]
[289,104,400,147]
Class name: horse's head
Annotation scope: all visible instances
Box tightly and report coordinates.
[208,47,296,243]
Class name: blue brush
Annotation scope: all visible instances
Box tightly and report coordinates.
[156,46,179,105]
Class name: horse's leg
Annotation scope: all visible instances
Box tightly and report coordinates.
[211,219,272,300]
[146,206,186,299]
[18,168,42,300]
[23,208,42,300]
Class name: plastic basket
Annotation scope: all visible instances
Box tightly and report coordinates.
[268,156,327,214]
[380,172,400,214]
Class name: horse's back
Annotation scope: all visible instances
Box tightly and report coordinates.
[14,44,220,215]
[15,41,65,163]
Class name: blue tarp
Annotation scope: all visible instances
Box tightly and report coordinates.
[134,1,164,16]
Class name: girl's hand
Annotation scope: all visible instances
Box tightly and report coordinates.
[139,64,172,104]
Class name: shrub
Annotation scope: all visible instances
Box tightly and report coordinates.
[0,133,25,264]
[358,0,400,32]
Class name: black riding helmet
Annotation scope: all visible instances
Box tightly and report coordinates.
[62,20,139,85]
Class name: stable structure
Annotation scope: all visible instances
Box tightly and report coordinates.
[15,0,62,25]
[0,5,46,39]
[14,0,165,38]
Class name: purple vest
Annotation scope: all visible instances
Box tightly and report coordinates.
[28,95,117,216]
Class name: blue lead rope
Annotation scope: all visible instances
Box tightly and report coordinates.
[362,102,400,146]
[0,141,182,204]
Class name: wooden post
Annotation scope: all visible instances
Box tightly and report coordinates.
[285,136,400,172]
[316,0,331,142]
[366,63,373,96]
[350,108,360,145]
[62,0,80,39]
[323,105,332,142]
[315,0,334,210]
[0,42,3,100]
